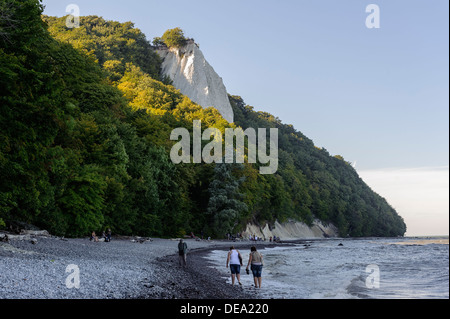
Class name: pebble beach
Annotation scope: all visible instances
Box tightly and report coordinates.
[0,233,278,299]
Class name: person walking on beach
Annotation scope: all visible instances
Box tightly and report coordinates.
[246,246,264,288]
[178,239,188,268]
[226,246,243,286]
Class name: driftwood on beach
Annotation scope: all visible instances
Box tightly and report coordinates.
[0,229,50,242]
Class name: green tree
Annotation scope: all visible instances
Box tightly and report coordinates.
[207,163,247,238]
[161,27,187,48]
[43,15,162,80]
[59,165,107,237]
[152,37,165,46]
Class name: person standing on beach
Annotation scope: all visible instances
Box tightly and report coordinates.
[178,239,188,267]
[226,246,243,286]
[246,246,264,288]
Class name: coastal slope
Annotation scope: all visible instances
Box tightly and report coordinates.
[1,6,406,239]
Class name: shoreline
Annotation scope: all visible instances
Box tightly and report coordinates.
[1,233,447,299]
[145,236,450,299]
[141,239,298,299]
[0,232,299,299]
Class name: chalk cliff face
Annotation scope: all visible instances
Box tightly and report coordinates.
[242,220,338,240]
[157,43,234,123]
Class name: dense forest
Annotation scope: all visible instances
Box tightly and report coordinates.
[0,0,406,238]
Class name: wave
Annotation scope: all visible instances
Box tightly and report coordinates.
[205,238,449,299]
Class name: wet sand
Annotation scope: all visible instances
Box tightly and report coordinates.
[143,239,289,299]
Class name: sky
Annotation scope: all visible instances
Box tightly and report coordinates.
[41,0,449,236]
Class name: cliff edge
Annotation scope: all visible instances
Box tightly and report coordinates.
[157,42,234,123]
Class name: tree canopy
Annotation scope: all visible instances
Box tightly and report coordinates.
[0,2,406,238]
[161,27,187,48]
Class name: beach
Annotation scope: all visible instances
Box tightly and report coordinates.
[0,232,280,299]
[3,233,447,300]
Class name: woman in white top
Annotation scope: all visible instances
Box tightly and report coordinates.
[226,246,243,286]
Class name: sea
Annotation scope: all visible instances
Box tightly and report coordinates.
[206,237,449,299]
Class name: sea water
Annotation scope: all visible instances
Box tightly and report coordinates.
[206,237,449,299]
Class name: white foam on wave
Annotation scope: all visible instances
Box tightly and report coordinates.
[205,244,358,299]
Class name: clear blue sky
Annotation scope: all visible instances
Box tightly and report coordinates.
[42,0,449,235]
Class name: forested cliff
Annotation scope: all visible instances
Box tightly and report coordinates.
[0,1,406,238]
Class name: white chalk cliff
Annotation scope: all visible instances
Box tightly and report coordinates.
[242,219,338,240]
[156,42,234,123]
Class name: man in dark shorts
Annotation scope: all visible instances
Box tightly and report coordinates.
[178,239,188,268]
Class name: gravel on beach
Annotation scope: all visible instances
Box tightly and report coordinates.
[0,234,277,299]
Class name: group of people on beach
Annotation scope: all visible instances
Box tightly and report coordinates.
[178,240,264,289]
[90,229,112,242]
[249,234,280,242]
[226,245,264,288]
